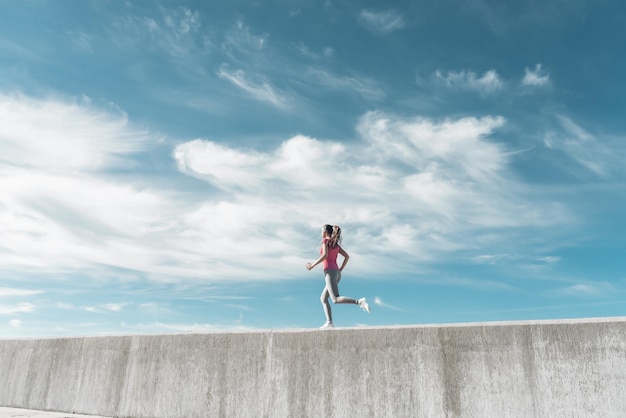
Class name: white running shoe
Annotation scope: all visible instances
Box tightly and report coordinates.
[320,321,334,329]
[358,298,370,313]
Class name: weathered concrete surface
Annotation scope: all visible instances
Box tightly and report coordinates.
[1,318,626,418]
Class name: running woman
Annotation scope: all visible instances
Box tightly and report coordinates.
[305,224,370,329]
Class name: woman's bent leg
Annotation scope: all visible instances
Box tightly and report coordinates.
[326,271,358,304]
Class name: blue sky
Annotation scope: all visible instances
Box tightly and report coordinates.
[1,0,625,337]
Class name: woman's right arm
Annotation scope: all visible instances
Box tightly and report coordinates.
[306,241,328,270]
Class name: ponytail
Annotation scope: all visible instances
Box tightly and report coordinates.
[328,225,342,248]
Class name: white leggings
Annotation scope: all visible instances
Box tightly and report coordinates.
[320,270,357,322]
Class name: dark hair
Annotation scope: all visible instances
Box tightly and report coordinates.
[323,224,342,248]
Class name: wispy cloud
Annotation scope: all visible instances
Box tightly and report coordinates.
[112,7,202,58]
[538,256,561,264]
[358,10,406,34]
[139,302,170,312]
[431,65,556,96]
[435,69,504,94]
[224,304,253,311]
[66,30,94,53]
[558,282,615,298]
[0,38,42,61]
[217,65,288,108]
[143,8,201,57]
[292,42,334,61]
[522,64,551,87]
[221,18,269,56]
[373,297,406,312]
[473,254,516,265]
[305,68,385,100]
[462,0,590,34]
[473,254,561,265]
[58,302,128,313]
[544,115,620,177]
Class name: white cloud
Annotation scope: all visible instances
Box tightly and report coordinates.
[0,170,183,275]
[174,110,568,274]
[538,256,561,263]
[0,93,203,280]
[434,65,551,94]
[84,303,127,314]
[0,93,151,172]
[174,134,344,193]
[473,254,513,264]
[357,112,507,183]
[103,303,127,312]
[1,92,572,287]
[358,10,406,34]
[0,288,43,298]
[435,69,504,94]
[0,303,35,315]
[9,319,22,328]
[522,64,551,87]
[174,139,270,190]
[217,65,288,108]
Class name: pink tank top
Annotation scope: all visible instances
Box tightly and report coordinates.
[321,238,340,271]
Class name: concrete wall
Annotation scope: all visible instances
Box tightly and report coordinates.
[1,318,626,418]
